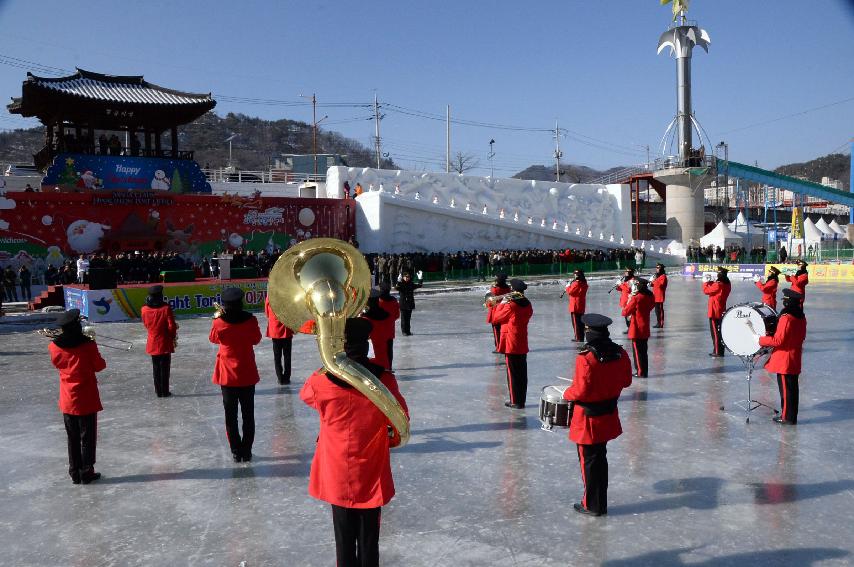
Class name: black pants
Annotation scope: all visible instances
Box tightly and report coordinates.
[654,302,664,327]
[777,374,799,423]
[630,339,648,377]
[272,337,292,383]
[491,324,502,351]
[401,309,413,335]
[331,505,381,567]
[221,385,255,458]
[709,318,724,355]
[4,284,17,302]
[20,282,32,301]
[577,442,608,514]
[63,413,97,480]
[570,313,584,342]
[151,354,171,396]
[505,353,528,406]
[386,339,394,370]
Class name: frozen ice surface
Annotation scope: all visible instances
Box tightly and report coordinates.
[1,277,853,566]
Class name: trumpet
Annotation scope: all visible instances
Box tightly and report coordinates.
[485,291,524,307]
[36,325,133,351]
[212,302,224,319]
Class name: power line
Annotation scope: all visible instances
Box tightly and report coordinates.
[716,95,854,135]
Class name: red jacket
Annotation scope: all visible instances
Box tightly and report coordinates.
[300,366,409,508]
[491,298,533,354]
[785,273,809,298]
[378,298,400,337]
[703,280,731,319]
[264,297,294,339]
[563,348,632,444]
[141,304,178,355]
[209,316,262,387]
[616,277,635,308]
[651,274,668,303]
[565,280,588,314]
[486,284,512,324]
[50,340,106,415]
[759,313,807,375]
[622,293,655,339]
[755,278,778,310]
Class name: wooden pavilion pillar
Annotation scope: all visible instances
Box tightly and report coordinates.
[170,126,178,157]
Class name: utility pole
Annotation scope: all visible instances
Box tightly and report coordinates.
[373,93,382,169]
[488,139,495,178]
[554,121,560,182]
[446,105,451,173]
[310,94,318,177]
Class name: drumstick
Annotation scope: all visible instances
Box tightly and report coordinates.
[555,376,572,382]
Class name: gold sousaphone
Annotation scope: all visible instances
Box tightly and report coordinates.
[267,238,410,448]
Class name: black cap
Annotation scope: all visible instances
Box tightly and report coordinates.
[782,289,803,300]
[656,263,665,269]
[369,287,382,299]
[581,313,612,329]
[798,260,808,267]
[379,282,391,295]
[344,317,373,358]
[509,279,527,292]
[221,287,244,303]
[768,266,781,274]
[55,309,81,327]
[574,268,584,275]
[625,267,635,273]
[717,266,729,274]
[634,278,650,288]
[148,284,164,295]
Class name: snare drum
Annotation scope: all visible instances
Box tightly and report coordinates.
[539,385,572,431]
[721,302,778,357]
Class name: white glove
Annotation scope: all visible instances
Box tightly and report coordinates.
[752,275,761,283]
[416,270,423,280]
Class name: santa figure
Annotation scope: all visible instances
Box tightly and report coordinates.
[76,170,98,190]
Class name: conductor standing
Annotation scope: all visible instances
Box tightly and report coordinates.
[395,270,423,336]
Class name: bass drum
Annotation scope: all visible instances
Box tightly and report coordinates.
[539,385,572,431]
[721,302,778,357]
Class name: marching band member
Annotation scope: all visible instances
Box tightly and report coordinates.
[395,270,423,336]
[209,288,262,463]
[756,289,807,424]
[362,289,393,370]
[265,295,295,385]
[703,266,731,357]
[300,318,410,567]
[614,267,635,333]
[141,285,178,397]
[487,273,512,352]
[48,309,107,485]
[562,314,632,516]
[784,260,809,305]
[621,279,655,377]
[491,279,533,409]
[377,282,400,370]
[565,269,588,342]
[754,266,780,310]
[650,263,668,328]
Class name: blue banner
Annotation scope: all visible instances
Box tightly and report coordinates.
[43,153,211,193]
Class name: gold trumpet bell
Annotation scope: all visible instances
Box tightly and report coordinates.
[268,238,410,448]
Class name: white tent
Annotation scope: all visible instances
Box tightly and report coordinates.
[813,217,836,239]
[700,221,744,249]
[828,219,847,236]
[727,212,765,247]
[802,217,824,245]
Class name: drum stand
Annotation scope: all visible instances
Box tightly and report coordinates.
[733,355,779,423]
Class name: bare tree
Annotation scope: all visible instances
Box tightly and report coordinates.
[447,151,480,174]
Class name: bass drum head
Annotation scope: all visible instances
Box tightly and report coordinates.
[721,303,767,357]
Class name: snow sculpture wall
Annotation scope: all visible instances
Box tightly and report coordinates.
[327,167,674,258]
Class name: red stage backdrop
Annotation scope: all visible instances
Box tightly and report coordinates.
[0,191,355,269]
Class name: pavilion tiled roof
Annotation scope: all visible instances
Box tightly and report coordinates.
[24,69,213,106]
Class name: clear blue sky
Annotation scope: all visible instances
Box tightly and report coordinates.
[0,0,852,177]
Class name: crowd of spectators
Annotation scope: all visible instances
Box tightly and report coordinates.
[686,245,768,264]
[365,247,642,282]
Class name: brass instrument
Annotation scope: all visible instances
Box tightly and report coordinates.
[485,291,524,307]
[36,323,133,351]
[268,237,410,448]
[212,302,224,319]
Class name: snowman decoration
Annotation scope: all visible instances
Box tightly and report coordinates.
[151,170,171,190]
